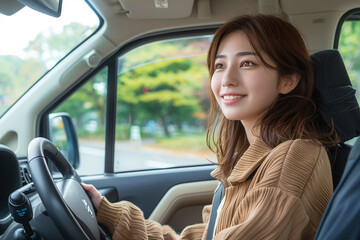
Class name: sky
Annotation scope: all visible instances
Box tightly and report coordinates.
[0,0,99,58]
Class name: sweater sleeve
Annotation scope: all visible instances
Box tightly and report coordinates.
[213,187,309,240]
[96,197,208,240]
[96,197,176,240]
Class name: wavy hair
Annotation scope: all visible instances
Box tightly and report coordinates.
[206,15,338,176]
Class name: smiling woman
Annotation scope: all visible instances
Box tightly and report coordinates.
[0,0,99,117]
[80,14,339,240]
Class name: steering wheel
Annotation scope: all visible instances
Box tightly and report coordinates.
[27,137,100,240]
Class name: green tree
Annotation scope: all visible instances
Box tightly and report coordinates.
[0,56,46,113]
[339,20,360,97]
[54,68,107,127]
[116,36,211,137]
[117,57,207,136]
[24,23,91,61]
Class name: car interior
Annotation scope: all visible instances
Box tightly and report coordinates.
[0,0,359,239]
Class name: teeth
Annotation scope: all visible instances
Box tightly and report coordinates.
[223,95,243,100]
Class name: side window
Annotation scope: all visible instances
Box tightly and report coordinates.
[338,11,360,99]
[337,11,360,144]
[51,67,108,175]
[115,36,215,172]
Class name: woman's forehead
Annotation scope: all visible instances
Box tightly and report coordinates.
[216,31,275,66]
[218,31,252,51]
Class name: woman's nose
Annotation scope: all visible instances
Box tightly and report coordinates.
[222,65,238,87]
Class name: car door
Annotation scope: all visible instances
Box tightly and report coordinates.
[39,30,219,233]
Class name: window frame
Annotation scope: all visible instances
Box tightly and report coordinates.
[334,8,360,49]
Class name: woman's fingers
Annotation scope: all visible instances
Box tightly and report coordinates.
[81,183,102,210]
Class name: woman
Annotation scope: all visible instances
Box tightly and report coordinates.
[83,14,338,239]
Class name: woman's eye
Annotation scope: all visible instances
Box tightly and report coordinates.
[241,61,254,67]
[215,63,224,69]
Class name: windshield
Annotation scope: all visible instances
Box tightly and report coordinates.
[0,0,100,117]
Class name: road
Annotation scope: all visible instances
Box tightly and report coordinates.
[75,139,214,175]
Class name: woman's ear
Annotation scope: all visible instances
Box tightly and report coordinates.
[279,73,300,94]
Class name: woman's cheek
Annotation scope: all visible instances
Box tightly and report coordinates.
[210,75,219,95]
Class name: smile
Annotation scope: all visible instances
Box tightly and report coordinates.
[223,95,245,100]
[221,95,246,104]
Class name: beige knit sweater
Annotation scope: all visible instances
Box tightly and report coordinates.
[97,137,333,240]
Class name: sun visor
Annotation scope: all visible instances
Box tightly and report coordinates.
[119,0,195,19]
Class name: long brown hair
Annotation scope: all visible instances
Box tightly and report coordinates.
[206,15,338,177]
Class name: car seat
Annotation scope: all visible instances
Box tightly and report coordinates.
[311,49,360,189]
[312,49,360,239]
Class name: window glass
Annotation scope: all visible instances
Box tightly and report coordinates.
[52,67,108,175]
[338,12,360,144]
[0,0,99,117]
[115,36,216,172]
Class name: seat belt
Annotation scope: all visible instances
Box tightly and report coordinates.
[206,182,224,240]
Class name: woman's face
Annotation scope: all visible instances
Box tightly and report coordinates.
[211,31,285,128]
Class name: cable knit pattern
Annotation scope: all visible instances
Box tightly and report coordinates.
[96,137,333,240]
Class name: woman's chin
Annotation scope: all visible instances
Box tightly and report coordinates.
[223,113,241,121]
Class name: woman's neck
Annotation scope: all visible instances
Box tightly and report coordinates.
[242,120,257,145]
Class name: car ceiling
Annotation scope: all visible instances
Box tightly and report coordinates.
[89,0,359,54]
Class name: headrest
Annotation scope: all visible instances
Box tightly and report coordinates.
[311,49,360,143]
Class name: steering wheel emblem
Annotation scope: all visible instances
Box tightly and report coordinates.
[82,198,94,218]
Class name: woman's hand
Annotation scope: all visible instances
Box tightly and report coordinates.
[81,183,102,210]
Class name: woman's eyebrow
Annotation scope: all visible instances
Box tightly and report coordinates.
[215,51,256,59]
